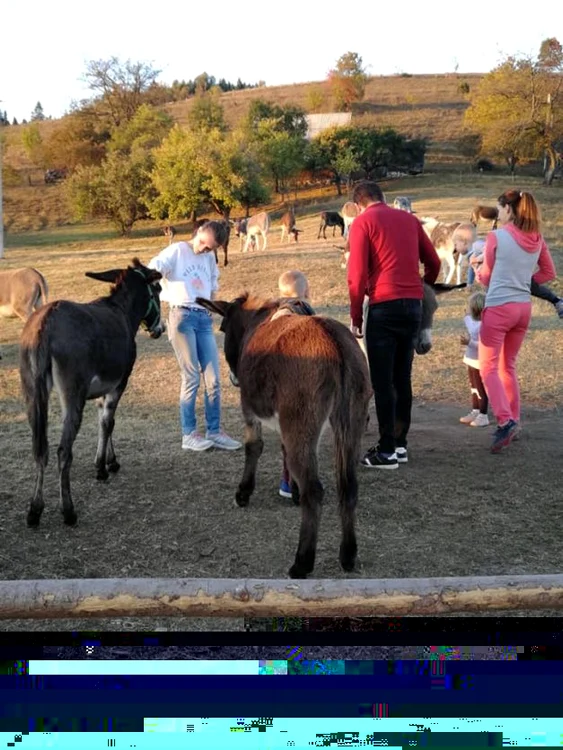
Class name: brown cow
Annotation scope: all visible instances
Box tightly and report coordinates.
[196,292,372,580]
[280,207,301,243]
[0,267,49,322]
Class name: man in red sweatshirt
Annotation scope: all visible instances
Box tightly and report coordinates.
[347,181,441,469]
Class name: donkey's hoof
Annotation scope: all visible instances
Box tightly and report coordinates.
[234,491,250,508]
[288,563,309,579]
[340,542,358,572]
[107,460,120,474]
[96,467,109,481]
[63,511,78,526]
[26,511,41,528]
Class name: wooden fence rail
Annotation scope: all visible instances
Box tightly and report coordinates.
[1,574,563,619]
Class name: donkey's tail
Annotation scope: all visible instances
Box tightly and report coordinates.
[331,362,366,505]
[20,321,51,466]
[34,270,49,310]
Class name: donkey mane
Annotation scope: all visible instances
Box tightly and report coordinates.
[239,292,279,312]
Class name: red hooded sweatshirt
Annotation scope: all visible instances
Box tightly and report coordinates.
[347,202,441,328]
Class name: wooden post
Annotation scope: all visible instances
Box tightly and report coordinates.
[1,574,563,619]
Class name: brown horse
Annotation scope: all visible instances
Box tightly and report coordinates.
[196,293,373,579]
[19,259,164,528]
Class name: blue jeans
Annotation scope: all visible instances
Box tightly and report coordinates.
[168,307,221,436]
[467,264,475,285]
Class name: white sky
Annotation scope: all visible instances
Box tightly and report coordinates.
[1,0,558,123]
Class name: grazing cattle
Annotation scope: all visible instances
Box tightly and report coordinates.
[19,258,164,528]
[192,219,231,267]
[318,211,345,239]
[341,202,359,239]
[0,267,49,322]
[163,225,176,244]
[393,196,413,212]
[196,292,372,579]
[236,212,270,252]
[419,217,476,285]
[280,207,301,243]
[470,204,498,230]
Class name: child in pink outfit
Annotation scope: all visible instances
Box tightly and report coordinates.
[471,189,556,453]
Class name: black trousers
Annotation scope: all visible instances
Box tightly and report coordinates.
[365,298,422,454]
[468,366,488,414]
[530,279,560,305]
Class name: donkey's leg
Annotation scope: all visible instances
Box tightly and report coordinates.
[330,409,363,573]
[444,258,455,285]
[25,367,53,527]
[95,388,123,479]
[57,389,87,526]
[286,445,323,579]
[235,417,264,508]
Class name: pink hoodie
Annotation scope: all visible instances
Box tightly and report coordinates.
[477,223,556,288]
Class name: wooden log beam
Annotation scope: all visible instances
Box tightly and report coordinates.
[0,575,563,619]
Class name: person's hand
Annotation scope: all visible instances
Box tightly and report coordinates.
[460,333,470,345]
[350,321,363,338]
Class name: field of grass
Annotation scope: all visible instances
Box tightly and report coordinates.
[1,172,563,628]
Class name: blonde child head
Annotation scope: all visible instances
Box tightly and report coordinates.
[278,270,310,300]
[468,291,486,321]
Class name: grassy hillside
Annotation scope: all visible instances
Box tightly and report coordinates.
[0,72,509,234]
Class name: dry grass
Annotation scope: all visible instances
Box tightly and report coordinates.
[1,173,563,628]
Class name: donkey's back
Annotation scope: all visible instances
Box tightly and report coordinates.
[0,267,48,321]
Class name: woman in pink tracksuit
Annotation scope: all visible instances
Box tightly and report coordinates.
[471,189,556,453]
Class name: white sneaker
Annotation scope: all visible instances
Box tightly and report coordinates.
[396,447,408,463]
[182,432,213,451]
[206,431,242,450]
[460,409,479,424]
[470,413,489,427]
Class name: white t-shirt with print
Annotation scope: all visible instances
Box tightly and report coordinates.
[148,241,219,307]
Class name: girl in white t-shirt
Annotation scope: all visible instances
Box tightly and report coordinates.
[149,221,242,452]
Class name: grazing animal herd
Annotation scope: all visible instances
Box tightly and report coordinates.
[1,193,499,576]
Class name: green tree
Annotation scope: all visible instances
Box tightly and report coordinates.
[21,123,45,166]
[31,101,45,121]
[328,52,368,112]
[66,150,150,235]
[464,46,563,184]
[244,99,308,139]
[108,103,173,155]
[147,126,207,220]
[187,91,227,133]
[41,111,109,170]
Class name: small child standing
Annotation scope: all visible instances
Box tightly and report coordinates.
[459,291,489,427]
[276,270,315,498]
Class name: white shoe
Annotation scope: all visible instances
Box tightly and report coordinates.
[182,432,214,451]
[396,447,408,463]
[206,431,242,450]
[470,413,489,427]
[460,409,479,424]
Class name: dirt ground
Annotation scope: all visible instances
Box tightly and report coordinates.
[1,176,563,629]
[1,398,563,629]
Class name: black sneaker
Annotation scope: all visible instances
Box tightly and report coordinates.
[396,447,408,463]
[361,447,399,469]
[490,419,518,453]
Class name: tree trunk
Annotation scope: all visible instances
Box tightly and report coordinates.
[543,148,557,186]
[335,175,342,196]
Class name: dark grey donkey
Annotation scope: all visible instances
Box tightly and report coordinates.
[19,258,164,528]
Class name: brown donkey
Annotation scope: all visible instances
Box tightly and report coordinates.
[19,259,164,528]
[196,293,373,579]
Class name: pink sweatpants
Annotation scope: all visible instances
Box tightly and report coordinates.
[479,302,531,425]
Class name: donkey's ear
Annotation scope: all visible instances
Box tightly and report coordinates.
[147,269,162,284]
[195,297,230,317]
[432,282,467,295]
[85,269,122,283]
